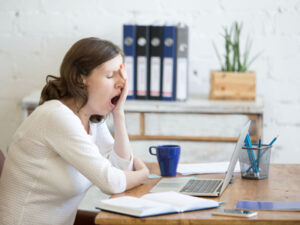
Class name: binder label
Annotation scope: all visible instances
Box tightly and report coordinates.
[176,57,188,100]
[162,57,173,97]
[150,56,161,96]
[125,56,134,96]
[137,56,147,95]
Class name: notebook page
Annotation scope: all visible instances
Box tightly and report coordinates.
[142,191,219,212]
[100,196,169,210]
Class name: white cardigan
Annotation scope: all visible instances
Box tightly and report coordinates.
[0,100,133,225]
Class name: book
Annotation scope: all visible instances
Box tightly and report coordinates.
[97,191,220,218]
[123,24,136,99]
[236,200,300,211]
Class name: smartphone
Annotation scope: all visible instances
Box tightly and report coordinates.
[212,209,257,217]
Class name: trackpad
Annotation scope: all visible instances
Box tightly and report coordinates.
[150,177,193,193]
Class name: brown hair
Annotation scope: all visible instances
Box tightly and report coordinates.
[39,37,123,121]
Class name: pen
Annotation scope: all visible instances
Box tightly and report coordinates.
[245,134,259,175]
[257,137,262,170]
[269,136,278,146]
[229,174,234,184]
[254,136,279,166]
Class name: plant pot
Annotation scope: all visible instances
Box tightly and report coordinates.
[209,71,256,101]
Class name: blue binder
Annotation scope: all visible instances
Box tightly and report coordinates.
[123,24,136,99]
[162,26,177,101]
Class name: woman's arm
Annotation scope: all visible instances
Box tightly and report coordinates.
[110,65,150,189]
[124,157,149,190]
[111,63,132,161]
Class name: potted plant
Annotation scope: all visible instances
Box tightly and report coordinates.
[210,21,260,101]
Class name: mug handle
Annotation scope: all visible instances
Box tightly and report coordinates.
[149,146,157,155]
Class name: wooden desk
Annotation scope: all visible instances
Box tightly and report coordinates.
[95,163,300,225]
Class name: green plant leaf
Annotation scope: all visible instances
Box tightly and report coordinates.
[212,21,260,72]
[247,50,263,69]
[212,41,224,70]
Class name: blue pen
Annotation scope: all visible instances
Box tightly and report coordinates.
[245,134,259,175]
[256,136,279,160]
[252,135,279,167]
[229,174,234,184]
[269,136,278,146]
[256,137,262,170]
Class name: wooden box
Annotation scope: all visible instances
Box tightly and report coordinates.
[209,71,256,101]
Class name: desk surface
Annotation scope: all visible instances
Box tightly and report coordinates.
[95,164,300,225]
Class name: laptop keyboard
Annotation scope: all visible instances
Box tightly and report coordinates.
[180,179,222,193]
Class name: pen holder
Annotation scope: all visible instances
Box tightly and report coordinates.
[239,144,272,180]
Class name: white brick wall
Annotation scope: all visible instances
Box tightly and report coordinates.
[0,0,299,163]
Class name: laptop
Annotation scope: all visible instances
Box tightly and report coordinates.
[150,121,251,197]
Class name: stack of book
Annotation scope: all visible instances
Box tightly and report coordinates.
[123,24,189,101]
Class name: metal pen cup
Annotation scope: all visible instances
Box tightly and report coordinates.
[239,144,272,180]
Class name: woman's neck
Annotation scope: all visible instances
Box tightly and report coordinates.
[60,98,91,134]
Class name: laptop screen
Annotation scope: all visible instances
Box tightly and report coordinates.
[219,121,251,195]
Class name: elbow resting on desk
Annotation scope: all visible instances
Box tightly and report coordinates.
[124,157,150,191]
[98,159,149,194]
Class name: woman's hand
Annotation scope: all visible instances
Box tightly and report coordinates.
[112,63,128,117]
[133,157,149,175]
[124,157,149,190]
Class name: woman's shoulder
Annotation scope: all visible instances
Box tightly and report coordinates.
[36,100,85,135]
[35,100,79,123]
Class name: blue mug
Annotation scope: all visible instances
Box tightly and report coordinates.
[149,145,181,177]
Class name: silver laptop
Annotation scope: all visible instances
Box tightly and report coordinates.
[150,121,251,197]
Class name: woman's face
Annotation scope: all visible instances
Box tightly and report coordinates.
[81,54,124,116]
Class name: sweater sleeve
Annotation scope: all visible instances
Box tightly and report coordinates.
[43,108,127,194]
[94,121,133,171]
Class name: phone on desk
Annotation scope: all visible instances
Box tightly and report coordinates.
[212,209,257,217]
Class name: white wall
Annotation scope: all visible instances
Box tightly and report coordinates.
[0,0,299,163]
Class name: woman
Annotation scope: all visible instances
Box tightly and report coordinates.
[0,37,149,225]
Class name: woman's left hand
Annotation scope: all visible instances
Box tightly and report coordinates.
[112,63,128,117]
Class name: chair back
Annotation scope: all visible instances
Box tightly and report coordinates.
[0,149,5,177]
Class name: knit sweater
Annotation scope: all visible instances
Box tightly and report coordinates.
[0,100,133,225]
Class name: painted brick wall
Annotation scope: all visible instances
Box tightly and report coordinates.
[0,0,299,163]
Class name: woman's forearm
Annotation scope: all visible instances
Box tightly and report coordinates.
[113,112,132,160]
[123,167,149,190]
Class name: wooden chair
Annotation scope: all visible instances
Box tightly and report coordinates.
[73,210,97,225]
[0,149,5,176]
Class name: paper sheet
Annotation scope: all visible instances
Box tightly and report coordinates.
[177,161,240,175]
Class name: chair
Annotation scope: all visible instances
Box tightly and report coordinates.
[0,149,5,176]
[73,210,97,225]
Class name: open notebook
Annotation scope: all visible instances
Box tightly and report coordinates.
[96,191,220,217]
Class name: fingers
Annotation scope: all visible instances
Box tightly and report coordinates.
[119,63,127,80]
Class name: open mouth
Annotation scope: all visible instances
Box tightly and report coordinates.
[111,95,120,106]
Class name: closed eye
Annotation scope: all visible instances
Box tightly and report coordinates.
[106,73,114,79]
[107,71,119,79]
